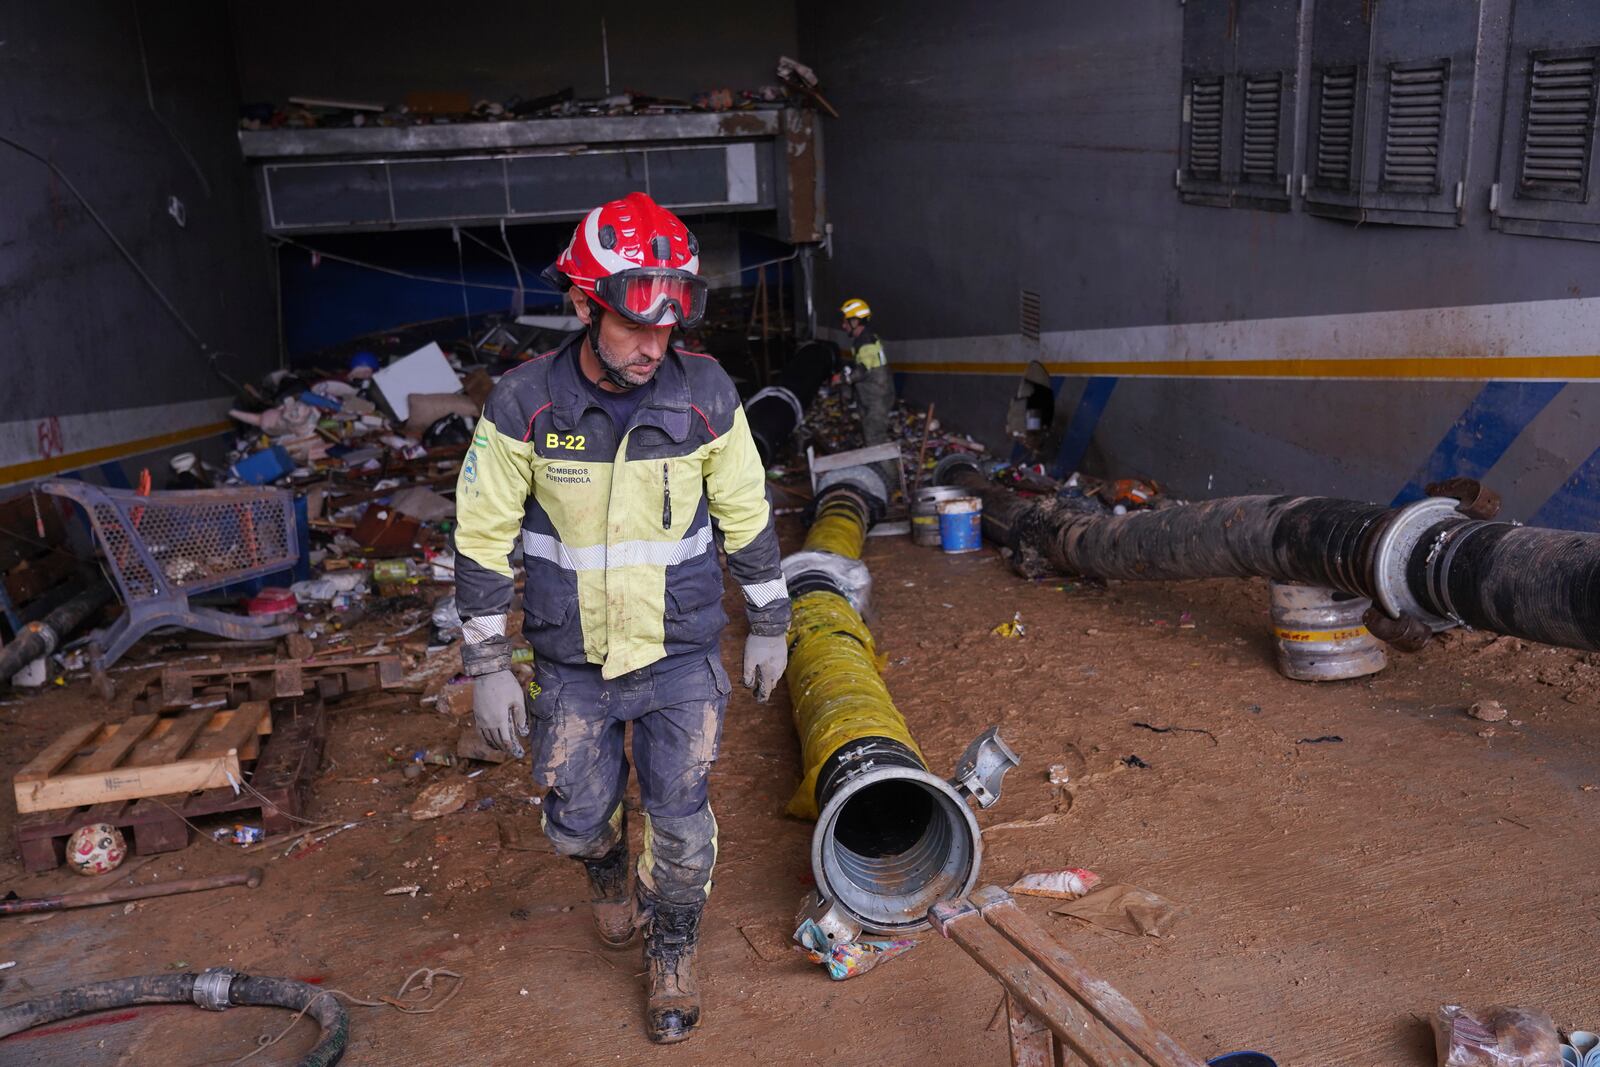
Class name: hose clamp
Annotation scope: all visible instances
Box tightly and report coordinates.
[951,726,1021,809]
[192,967,238,1011]
[1371,497,1462,632]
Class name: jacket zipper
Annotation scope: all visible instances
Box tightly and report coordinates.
[661,462,672,530]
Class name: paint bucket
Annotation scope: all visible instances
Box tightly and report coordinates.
[912,486,966,547]
[1269,581,1387,682]
[937,496,983,554]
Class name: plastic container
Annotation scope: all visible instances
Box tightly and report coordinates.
[912,486,967,547]
[937,496,983,554]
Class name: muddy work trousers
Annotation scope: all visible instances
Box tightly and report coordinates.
[530,647,730,906]
[853,365,894,447]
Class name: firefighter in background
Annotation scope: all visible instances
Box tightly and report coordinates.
[454,192,790,1044]
[839,297,894,455]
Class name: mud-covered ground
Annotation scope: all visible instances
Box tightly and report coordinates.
[2,521,1597,1065]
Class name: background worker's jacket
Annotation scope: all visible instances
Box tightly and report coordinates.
[851,329,887,372]
[454,334,790,679]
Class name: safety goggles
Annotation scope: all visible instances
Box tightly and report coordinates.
[595,268,708,328]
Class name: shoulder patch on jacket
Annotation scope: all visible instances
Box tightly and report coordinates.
[483,357,555,441]
[675,348,740,435]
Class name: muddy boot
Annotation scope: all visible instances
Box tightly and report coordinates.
[580,841,637,948]
[642,895,702,1044]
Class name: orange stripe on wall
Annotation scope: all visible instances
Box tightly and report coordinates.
[0,421,234,486]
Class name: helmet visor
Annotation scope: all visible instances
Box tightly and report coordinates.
[596,269,708,327]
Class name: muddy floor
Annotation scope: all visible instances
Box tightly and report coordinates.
[2,521,1597,1066]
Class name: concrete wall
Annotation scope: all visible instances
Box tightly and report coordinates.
[799,0,1600,528]
[0,2,276,488]
[230,1,798,106]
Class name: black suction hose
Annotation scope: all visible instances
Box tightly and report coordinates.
[939,458,1600,654]
[0,582,111,682]
[746,339,837,466]
[0,972,348,1066]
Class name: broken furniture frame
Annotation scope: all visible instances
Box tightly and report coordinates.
[39,480,301,673]
[929,886,1206,1067]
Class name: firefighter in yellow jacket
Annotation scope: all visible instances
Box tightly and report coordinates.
[453,193,789,1044]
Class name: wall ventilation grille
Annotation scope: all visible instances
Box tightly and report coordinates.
[1188,77,1224,180]
[1242,73,1283,183]
[1313,67,1358,189]
[1519,51,1599,200]
[1382,61,1448,190]
[1020,290,1041,341]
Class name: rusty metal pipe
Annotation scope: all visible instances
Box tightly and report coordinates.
[0,867,264,916]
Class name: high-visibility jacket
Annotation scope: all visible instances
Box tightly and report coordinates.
[455,334,790,679]
[852,330,887,371]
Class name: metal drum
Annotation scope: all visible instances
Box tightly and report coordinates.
[1269,581,1387,681]
[912,486,966,547]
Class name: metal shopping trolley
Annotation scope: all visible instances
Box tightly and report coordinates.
[40,480,301,675]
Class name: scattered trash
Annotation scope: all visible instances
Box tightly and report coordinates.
[1432,1004,1561,1066]
[1467,700,1509,723]
[409,780,474,821]
[211,824,264,846]
[794,919,917,980]
[1121,755,1149,768]
[1295,735,1344,745]
[1051,883,1188,937]
[1132,721,1218,744]
[1008,868,1102,900]
[385,885,423,898]
[990,612,1025,638]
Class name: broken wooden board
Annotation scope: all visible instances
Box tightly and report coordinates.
[14,704,269,814]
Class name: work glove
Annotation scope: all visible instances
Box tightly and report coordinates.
[742,633,788,704]
[472,668,529,759]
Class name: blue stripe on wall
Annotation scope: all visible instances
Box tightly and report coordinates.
[1052,376,1118,476]
[1391,381,1566,505]
[1531,445,1600,531]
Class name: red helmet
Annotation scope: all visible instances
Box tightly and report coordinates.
[547,192,707,327]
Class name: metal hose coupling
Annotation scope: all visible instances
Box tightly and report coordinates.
[191,967,239,1011]
[798,727,1019,940]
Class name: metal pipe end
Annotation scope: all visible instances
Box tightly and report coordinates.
[810,765,981,935]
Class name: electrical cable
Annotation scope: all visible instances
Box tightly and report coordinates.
[0,132,246,393]
[131,0,211,197]
[271,234,530,294]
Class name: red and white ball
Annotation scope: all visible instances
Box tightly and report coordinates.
[66,822,127,876]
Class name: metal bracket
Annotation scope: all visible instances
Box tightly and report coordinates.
[951,727,1020,809]
[191,967,238,1011]
[794,889,863,946]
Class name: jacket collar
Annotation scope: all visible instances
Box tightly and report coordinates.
[548,330,693,442]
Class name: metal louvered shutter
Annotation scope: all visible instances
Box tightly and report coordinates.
[1314,67,1357,189]
[1188,77,1224,181]
[1382,61,1449,191]
[1241,73,1283,183]
[1019,290,1041,342]
[1519,51,1599,201]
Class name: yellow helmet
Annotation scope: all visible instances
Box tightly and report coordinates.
[839,297,872,320]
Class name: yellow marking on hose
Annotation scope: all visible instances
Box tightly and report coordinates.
[1275,626,1370,642]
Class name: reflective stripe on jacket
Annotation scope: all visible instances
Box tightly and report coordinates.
[455,333,789,679]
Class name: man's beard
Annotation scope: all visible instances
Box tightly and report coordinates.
[591,318,659,390]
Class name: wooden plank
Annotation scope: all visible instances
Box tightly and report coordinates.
[15,722,103,783]
[940,908,1146,1067]
[972,888,1206,1067]
[1007,993,1057,1067]
[134,710,213,767]
[189,702,267,759]
[77,715,160,774]
[14,752,242,814]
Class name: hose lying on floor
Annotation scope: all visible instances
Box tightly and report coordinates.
[0,971,348,1066]
[0,582,111,683]
[937,455,1600,652]
[783,466,1017,937]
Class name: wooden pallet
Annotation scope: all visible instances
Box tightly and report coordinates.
[143,654,403,710]
[14,698,328,872]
